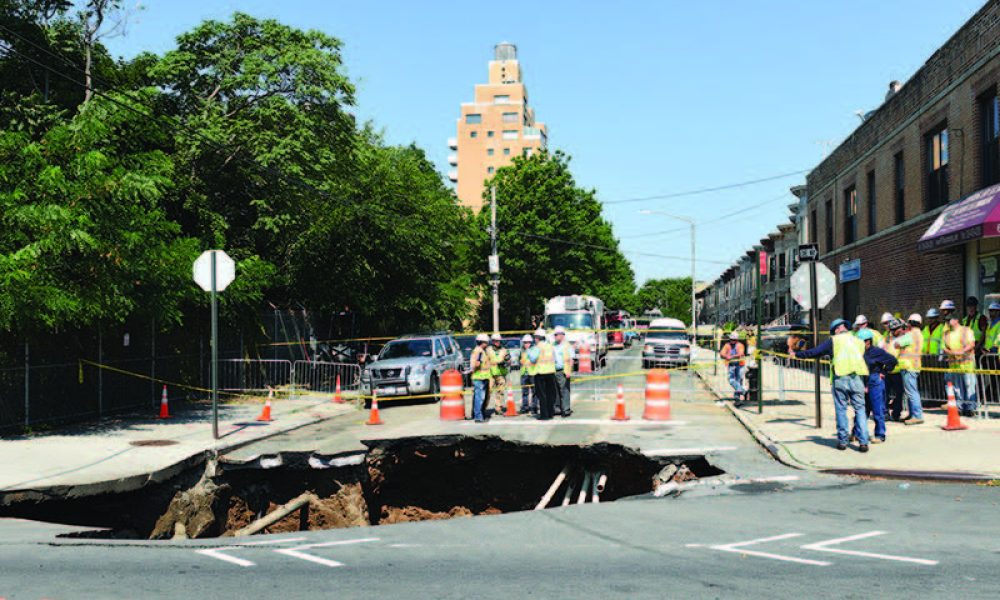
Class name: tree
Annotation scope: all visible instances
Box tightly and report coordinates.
[635,277,692,323]
[477,150,636,329]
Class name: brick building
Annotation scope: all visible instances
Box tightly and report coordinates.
[808,1,1000,322]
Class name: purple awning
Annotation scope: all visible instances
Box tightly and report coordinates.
[918,183,1000,252]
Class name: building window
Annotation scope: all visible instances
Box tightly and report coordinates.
[523,148,533,157]
[894,152,905,225]
[778,252,786,279]
[487,148,494,156]
[502,112,518,124]
[465,113,482,124]
[810,209,817,245]
[844,186,857,245]
[470,131,477,138]
[925,123,949,209]
[502,130,518,140]
[981,91,1000,188]
[487,130,494,138]
[866,170,877,236]
[825,199,833,252]
[503,148,510,156]
[494,95,510,104]
[487,166,495,174]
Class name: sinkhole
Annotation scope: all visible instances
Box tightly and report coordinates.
[0,435,723,540]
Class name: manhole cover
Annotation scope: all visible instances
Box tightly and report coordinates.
[129,439,179,447]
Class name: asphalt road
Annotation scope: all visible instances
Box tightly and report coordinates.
[2,347,998,599]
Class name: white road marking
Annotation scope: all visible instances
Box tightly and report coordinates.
[196,537,306,567]
[274,537,379,568]
[643,446,736,456]
[704,533,832,566]
[460,419,686,426]
[801,531,939,565]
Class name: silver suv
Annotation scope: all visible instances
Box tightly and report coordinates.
[360,333,465,399]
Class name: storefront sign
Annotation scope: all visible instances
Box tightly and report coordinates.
[918,182,1000,251]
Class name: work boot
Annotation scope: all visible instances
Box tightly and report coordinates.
[903,417,924,425]
[859,444,870,453]
[870,437,885,444]
[836,443,847,451]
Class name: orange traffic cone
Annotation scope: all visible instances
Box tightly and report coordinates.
[505,388,518,417]
[942,382,968,431]
[256,388,273,422]
[158,385,171,419]
[611,383,629,421]
[577,344,593,374]
[439,369,466,421]
[333,375,343,404]
[642,369,671,421]
[366,390,383,426]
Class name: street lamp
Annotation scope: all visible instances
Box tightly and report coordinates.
[639,210,697,336]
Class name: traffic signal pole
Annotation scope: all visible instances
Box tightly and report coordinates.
[756,251,763,414]
[810,259,821,429]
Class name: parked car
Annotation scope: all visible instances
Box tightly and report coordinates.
[360,333,464,400]
[642,318,692,368]
[605,310,632,350]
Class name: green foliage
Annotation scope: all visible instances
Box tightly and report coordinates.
[635,277,693,324]
[477,150,636,329]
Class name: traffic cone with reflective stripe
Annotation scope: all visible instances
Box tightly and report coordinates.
[158,385,171,419]
[942,381,968,431]
[611,383,629,421]
[256,388,273,422]
[333,375,343,404]
[439,369,466,420]
[505,387,518,417]
[366,390,383,426]
[643,369,671,421]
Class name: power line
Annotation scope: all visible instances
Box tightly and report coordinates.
[514,232,731,265]
[600,169,809,206]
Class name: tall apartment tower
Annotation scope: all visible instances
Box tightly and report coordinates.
[448,42,548,211]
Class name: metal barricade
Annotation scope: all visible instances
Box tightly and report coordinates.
[916,354,950,404]
[220,359,292,394]
[291,360,362,397]
[977,353,999,418]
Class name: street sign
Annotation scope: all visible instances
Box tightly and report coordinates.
[839,258,861,283]
[790,263,836,310]
[798,243,819,262]
[193,250,236,292]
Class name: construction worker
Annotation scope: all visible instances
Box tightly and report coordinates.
[983,303,1000,405]
[883,319,906,421]
[855,329,897,444]
[987,302,1000,352]
[922,308,943,355]
[942,311,978,417]
[891,314,926,424]
[519,334,537,414]
[853,315,883,347]
[962,296,988,355]
[792,319,870,452]
[552,326,574,417]
[720,332,747,404]
[528,328,557,420]
[487,333,509,415]
[470,334,493,423]
[879,312,895,346]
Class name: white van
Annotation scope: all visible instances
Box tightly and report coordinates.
[642,318,691,368]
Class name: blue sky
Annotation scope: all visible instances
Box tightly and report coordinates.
[103,0,986,285]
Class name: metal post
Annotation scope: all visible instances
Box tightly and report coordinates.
[98,329,103,417]
[756,251,763,414]
[490,185,499,334]
[211,251,219,440]
[690,222,696,342]
[714,284,719,375]
[810,260,821,428]
[150,319,156,408]
[23,342,29,428]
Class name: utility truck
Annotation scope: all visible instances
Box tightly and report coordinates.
[543,295,607,368]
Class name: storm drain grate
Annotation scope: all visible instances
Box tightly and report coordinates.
[129,439,179,447]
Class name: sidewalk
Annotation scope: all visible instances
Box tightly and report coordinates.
[697,349,1000,479]
[0,395,357,500]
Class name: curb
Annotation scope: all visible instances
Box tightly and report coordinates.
[694,370,997,484]
[0,403,357,506]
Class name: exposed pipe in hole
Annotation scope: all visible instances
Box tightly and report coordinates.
[589,472,600,504]
[235,492,318,537]
[535,464,571,510]
[561,472,578,507]
[577,472,592,505]
[596,471,608,493]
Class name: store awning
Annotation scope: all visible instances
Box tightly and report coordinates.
[918,183,1000,252]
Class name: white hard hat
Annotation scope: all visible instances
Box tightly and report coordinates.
[907,313,923,324]
[926,308,940,318]
[490,333,502,341]
[990,302,1000,311]
[939,299,956,310]
[554,326,566,335]
[521,334,533,343]
[854,315,868,326]
[533,328,546,338]
[475,333,489,343]
[880,312,893,324]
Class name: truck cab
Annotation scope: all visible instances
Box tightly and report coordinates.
[544,295,608,368]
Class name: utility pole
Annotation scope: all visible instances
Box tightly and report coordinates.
[809,259,821,428]
[755,250,763,414]
[690,221,697,342]
[489,185,500,334]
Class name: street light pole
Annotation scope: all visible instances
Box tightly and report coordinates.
[490,185,499,334]
[639,210,697,335]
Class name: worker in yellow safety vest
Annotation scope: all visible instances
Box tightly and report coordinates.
[470,333,492,423]
[529,328,557,420]
[921,308,944,355]
[942,313,978,416]
[853,314,884,347]
[791,318,871,451]
[487,333,509,415]
[518,334,537,414]
[883,319,906,421]
[986,302,1000,353]
[962,296,989,355]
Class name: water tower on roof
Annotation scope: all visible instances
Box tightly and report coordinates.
[494,41,517,61]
